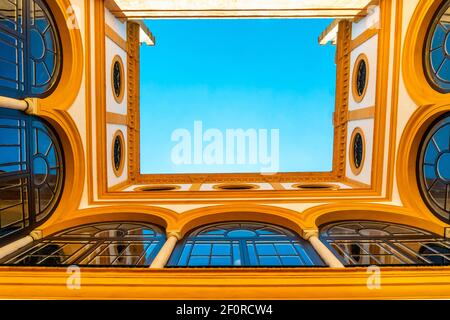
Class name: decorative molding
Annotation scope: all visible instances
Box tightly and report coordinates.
[350,27,378,51]
[127,22,141,183]
[347,106,375,121]
[105,23,127,51]
[108,179,131,192]
[106,112,127,125]
[332,20,352,180]
[105,0,127,21]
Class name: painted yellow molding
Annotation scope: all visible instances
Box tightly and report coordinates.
[350,28,378,51]
[348,106,375,121]
[106,24,128,52]
[40,0,83,112]
[0,267,450,299]
[106,112,128,125]
[403,0,450,107]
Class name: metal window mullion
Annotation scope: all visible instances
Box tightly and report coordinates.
[71,239,105,265]
[384,240,420,264]
[238,239,249,266]
[23,0,31,96]
[185,238,195,266]
[329,240,357,265]
[25,118,35,223]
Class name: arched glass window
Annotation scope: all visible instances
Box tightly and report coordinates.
[320,220,450,266]
[424,0,450,92]
[0,0,61,99]
[417,113,450,222]
[168,222,324,267]
[0,221,166,266]
[0,108,63,241]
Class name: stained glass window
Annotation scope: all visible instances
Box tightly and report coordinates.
[168,222,324,267]
[113,60,121,98]
[352,54,368,102]
[424,0,450,92]
[0,222,166,266]
[0,108,63,241]
[0,0,61,99]
[417,113,450,221]
[112,130,124,176]
[356,59,367,97]
[353,132,363,169]
[113,134,121,172]
[321,220,450,266]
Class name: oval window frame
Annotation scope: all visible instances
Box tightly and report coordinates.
[134,185,181,192]
[349,127,366,176]
[352,54,369,103]
[213,183,260,191]
[111,55,125,104]
[111,130,125,177]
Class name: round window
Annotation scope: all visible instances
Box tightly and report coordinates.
[111,55,125,103]
[112,130,125,176]
[352,54,369,102]
[350,128,365,175]
[424,0,450,93]
[417,112,450,222]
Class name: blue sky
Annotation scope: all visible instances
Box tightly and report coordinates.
[140,19,336,174]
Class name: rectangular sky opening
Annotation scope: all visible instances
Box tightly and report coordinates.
[140,19,336,174]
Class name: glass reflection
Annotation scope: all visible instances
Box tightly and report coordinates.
[418,114,450,221]
[0,0,60,99]
[169,222,324,267]
[321,220,450,266]
[0,222,166,267]
[426,1,450,92]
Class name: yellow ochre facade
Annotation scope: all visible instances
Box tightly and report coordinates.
[0,0,449,299]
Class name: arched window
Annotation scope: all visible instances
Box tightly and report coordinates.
[0,108,63,241]
[320,220,450,266]
[424,0,450,93]
[0,221,166,266]
[417,113,450,222]
[168,222,324,267]
[0,0,61,99]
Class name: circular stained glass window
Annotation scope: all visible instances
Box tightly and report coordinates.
[418,113,450,222]
[352,54,369,102]
[350,128,365,175]
[425,0,450,93]
[111,55,124,103]
[112,130,124,176]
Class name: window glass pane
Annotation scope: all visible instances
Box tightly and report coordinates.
[321,220,450,266]
[0,221,165,267]
[170,222,323,267]
[0,0,60,98]
[425,1,450,92]
[418,114,450,221]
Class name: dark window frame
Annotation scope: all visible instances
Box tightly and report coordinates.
[423,0,450,93]
[0,221,166,267]
[320,220,450,266]
[168,221,325,268]
[0,0,62,99]
[417,112,450,222]
[0,107,64,243]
